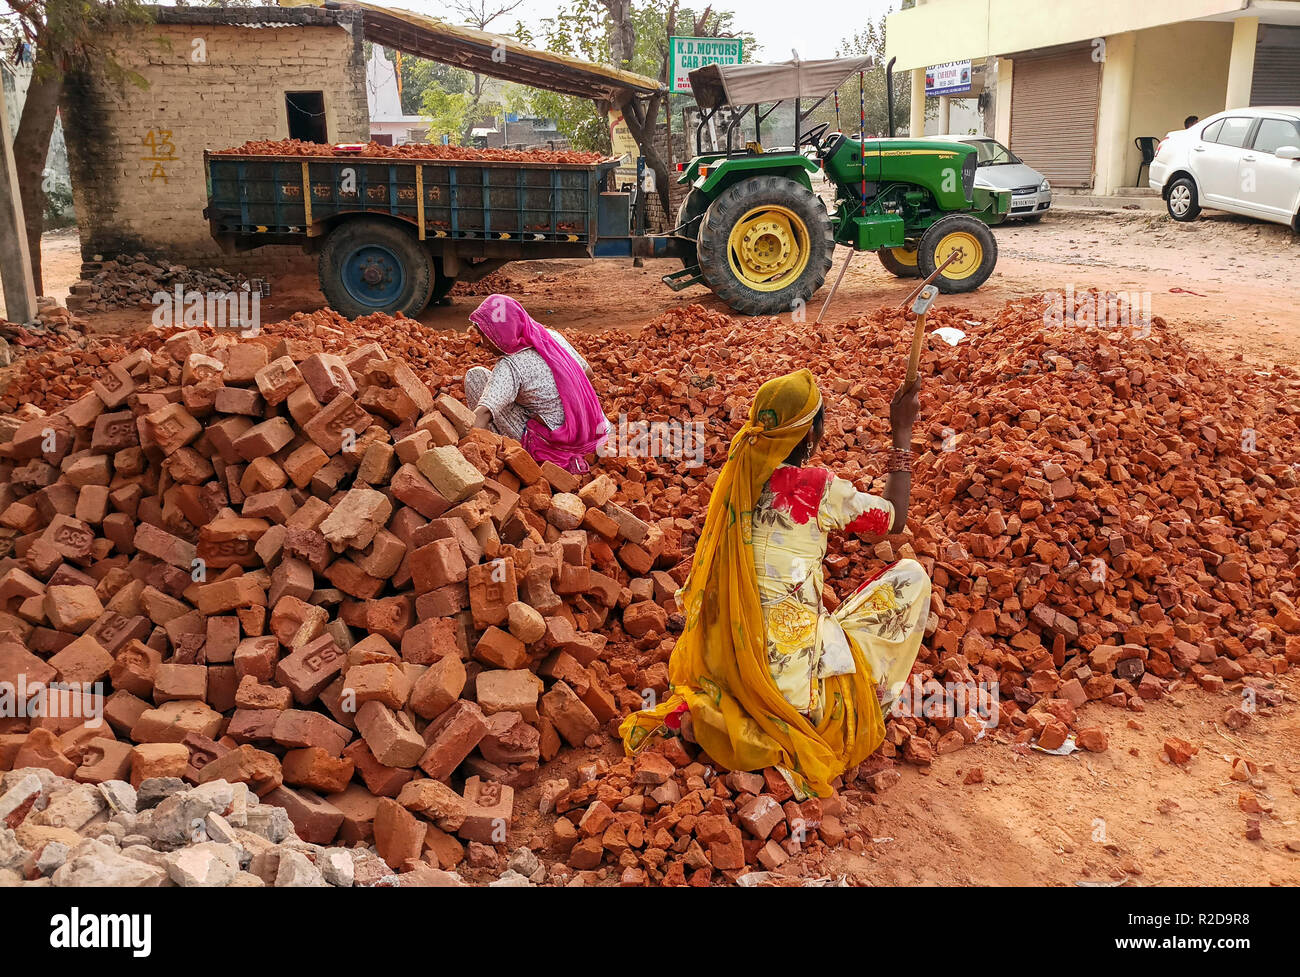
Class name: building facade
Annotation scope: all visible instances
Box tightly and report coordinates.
[62,5,368,266]
[887,0,1300,195]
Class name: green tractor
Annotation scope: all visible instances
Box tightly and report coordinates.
[665,56,1011,316]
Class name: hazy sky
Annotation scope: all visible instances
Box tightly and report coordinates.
[397,0,903,62]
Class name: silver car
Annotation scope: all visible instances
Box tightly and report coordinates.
[923,135,1052,221]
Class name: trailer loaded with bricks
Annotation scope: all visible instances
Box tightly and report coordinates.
[205,143,688,319]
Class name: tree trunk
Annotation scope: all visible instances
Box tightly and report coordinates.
[617,93,671,221]
[599,0,671,223]
[12,56,63,297]
[460,73,484,146]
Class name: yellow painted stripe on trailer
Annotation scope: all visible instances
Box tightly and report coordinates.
[415,165,426,241]
[301,161,312,228]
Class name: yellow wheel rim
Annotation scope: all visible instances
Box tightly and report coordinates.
[726,205,810,292]
[890,246,918,267]
[933,231,982,280]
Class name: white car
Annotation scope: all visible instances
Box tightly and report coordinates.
[1149,107,1300,228]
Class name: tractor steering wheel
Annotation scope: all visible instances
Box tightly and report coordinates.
[801,121,832,153]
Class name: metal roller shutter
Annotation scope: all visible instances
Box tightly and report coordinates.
[1251,25,1300,106]
[1009,47,1101,188]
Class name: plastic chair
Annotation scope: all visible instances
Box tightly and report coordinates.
[1134,137,1159,186]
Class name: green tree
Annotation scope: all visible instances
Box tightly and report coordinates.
[420,88,474,145]
[515,1,755,216]
[448,1,523,144]
[810,17,911,138]
[3,0,151,293]
[394,54,471,117]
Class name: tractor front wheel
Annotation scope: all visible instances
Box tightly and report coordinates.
[878,245,921,279]
[696,175,834,316]
[318,218,435,319]
[917,215,998,294]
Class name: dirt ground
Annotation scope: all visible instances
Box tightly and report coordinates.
[36,207,1300,368]
[27,208,1300,886]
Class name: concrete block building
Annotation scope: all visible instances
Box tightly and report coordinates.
[887,0,1300,195]
[62,5,368,266]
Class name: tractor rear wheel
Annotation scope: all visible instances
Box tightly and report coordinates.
[878,245,921,278]
[318,218,435,319]
[917,215,998,294]
[696,175,834,316]
[675,190,709,268]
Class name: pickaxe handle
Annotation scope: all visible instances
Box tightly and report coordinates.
[902,250,962,385]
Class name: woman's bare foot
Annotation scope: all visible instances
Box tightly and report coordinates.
[680,712,697,744]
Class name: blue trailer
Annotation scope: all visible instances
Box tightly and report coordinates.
[204,150,687,318]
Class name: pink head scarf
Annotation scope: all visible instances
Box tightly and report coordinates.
[469,294,608,473]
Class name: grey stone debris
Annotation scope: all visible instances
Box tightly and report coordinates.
[489,868,534,887]
[136,778,187,811]
[244,804,291,843]
[1,767,68,799]
[50,839,167,887]
[34,841,70,877]
[165,842,241,887]
[97,780,138,816]
[0,827,28,873]
[274,848,327,887]
[137,782,237,849]
[31,784,106,832]
[0,773,44,824]
[318,847,355,888]
[507,846,544,882]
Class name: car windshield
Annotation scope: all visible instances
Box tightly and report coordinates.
[968,139,1021,166]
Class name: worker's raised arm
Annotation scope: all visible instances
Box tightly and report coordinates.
[883,377,920,533]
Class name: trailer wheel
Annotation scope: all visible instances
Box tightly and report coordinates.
[318,218,435,318]
[696,175,834,316]
[917,215,998,294]
[878,245,921,278]
[427,257,457,308]
[675,190,709,267]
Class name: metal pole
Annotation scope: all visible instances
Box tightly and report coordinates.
[859,71,866,216]
[815,248,855,325]
[0,73,38,325]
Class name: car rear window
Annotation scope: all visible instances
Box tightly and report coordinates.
[1210,117,1254,148]
[1252,118,1300,154]
[1201,120,1223,142]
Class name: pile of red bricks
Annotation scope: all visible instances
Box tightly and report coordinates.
[215,139,607,165]
[594,297,1300,760]
[543,734,889,886]
[2,289,1298,884]
[0,324,682,876]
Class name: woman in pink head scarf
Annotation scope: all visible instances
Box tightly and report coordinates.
[465,294,609,473]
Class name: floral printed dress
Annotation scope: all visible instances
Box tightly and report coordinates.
[752,464,932,724]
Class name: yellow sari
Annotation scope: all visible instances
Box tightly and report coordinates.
[619,369,888,798]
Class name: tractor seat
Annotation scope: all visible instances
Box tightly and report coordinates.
[821,132,850,161]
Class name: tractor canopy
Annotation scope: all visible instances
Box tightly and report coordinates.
[684,56,875,164]
[688,57,875,109]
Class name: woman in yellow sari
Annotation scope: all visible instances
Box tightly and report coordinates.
[619,369,930,799]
